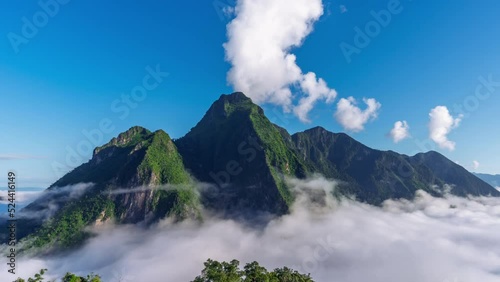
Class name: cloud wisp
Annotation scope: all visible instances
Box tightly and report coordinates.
[5,176,500,282]
[10,183,94,221]
[0,190,42,206]
[472,160,480,170]
[0,154,46,160]
[224,0,337,123]
[102,183,196,196]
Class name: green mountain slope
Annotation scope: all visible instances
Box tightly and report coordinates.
[14,126,200,251]
[175,92,308,215]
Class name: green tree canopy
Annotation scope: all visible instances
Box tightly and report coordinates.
[14,269,101,282]
[192,259,314,282]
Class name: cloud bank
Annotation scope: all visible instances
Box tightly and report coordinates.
[224,0,337,123]
[334,97,381,132]
[389,120,410,143]
[429,106,463,151]
[6,177,500,282]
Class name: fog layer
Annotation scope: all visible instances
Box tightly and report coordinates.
[7,177,500,282]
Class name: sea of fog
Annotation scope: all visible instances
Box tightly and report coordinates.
[2,177,500,282]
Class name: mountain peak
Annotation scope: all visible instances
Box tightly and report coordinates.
[216,92,256,116]
[304,126,328,134]
[176,92,308,215]
[218,92,252,103]
[413,150,447,160]
[94,126,151,155]
[301,126,351,140]
[192,92,262,126]
[116,126,150,142]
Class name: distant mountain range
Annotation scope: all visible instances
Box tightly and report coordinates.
[3,92,498,253]
[474,173,500,188]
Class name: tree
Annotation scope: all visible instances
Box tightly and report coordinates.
[269,267,314,282]
[192,259,242,282]
[192,259,314,282]
[14,269,101,282]
[14,268,50,282]
[62,272,102,282]
[243,261,270,282]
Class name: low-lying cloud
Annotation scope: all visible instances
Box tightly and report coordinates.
[0,190,42,206]
[0,189,44,219]
[12,183,94,220]
[5,176,500,282]
[102,183,196,196]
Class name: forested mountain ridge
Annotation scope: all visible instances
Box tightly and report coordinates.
[4,92,498,253]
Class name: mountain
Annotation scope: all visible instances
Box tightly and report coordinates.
[411,152,499,197]
[291,127,500,205]
[474,173,500,189]
[11,126,200,251]
[291,127,440,204]
[291,126,500,204]
[175,92,308,216]
[5,92,499,253]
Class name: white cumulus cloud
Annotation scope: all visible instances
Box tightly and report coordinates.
[334,97,381,132]
[429,106,463,151]
[224,0,336,123]
[389,120,410,143]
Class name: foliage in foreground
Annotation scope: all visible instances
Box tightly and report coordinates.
[14,269,102,282]
[192,259,314,282]
[13,259,312,282]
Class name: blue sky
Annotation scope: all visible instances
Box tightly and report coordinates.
[1,0,499,187]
